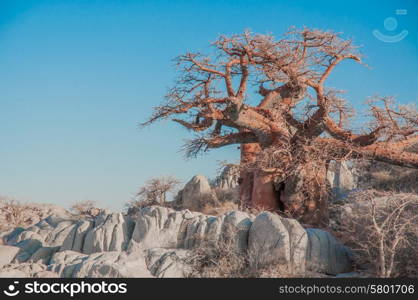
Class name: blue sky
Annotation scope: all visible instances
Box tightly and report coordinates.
[0,0,417,210]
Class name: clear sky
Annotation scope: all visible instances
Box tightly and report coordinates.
[0,0,417,210]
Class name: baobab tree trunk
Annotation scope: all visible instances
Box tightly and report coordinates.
[239,143,329,226]
[251,169,282,211]
[239,143,259,208]
[239,143,281,212]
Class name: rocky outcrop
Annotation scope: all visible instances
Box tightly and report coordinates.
[179,175,219,211]
[48,250,152,278]
[327,161,356,197]
[248,212,308,275]
[82,212,134,254]
[145,248,190,278]
[0,206,353,278]
[128,206,253,252]
[215,165,240,190]
[305,228,352,275]
[248,212,352,276]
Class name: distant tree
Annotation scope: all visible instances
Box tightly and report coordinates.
[134,176,181,206]
[144,28,418,225]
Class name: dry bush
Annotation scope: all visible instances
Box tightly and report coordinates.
[70,200,99,218]
[186,237,247,278]
[335,191,418,277]
[0,196,28,230]
[185,227,301,278]
[200,201,239,216]
[186,241,301,278]
[199,187,239,215]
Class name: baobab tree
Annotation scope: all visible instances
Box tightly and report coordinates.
[144,28,418,225]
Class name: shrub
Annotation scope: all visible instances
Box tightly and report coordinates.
[334,191,418,277]
[70,200,99,217]
[185,227,302,278]
[0,196,28,230]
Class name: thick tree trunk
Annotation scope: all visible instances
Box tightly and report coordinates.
[251,170,281,211]
[239,143,260,208]
[239,143,282,212]
[239,143,329,226]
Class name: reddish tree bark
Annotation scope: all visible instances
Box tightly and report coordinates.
[239,143,283,213]
[239,143,260,209]
[251,170,280,211]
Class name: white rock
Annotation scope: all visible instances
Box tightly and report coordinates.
[1,204,353,277]
[248,212,293,270]
[145,248,190,278]
[82,213,134,254]
[215,165,240,190]
[28,246,59,264]
[48,250,88,277]
[129,206,187,251]
[181,175,219,211]
[327,161,356,197]
[306,228,353,275]
[0,245,20,268]
[129,207,253,253]
[44,221,78,247]
[49,250,152,278]
[221,211,254,253]
[280,218,308,275]
[13,238,43,262]
[60,220,93,252]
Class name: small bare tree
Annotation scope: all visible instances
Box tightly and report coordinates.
[128,176,181,209]
[339,192,418,277]
[0,196,27,228]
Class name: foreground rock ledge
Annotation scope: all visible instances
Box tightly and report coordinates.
[0,206,353,278]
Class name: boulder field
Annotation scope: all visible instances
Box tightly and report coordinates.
[0,206,353,278]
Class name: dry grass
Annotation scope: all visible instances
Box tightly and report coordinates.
[200,201,239,216]
[186,243,304,278]
[185,226,303,278]
[185,237,247,278]
[213,187,239,203]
